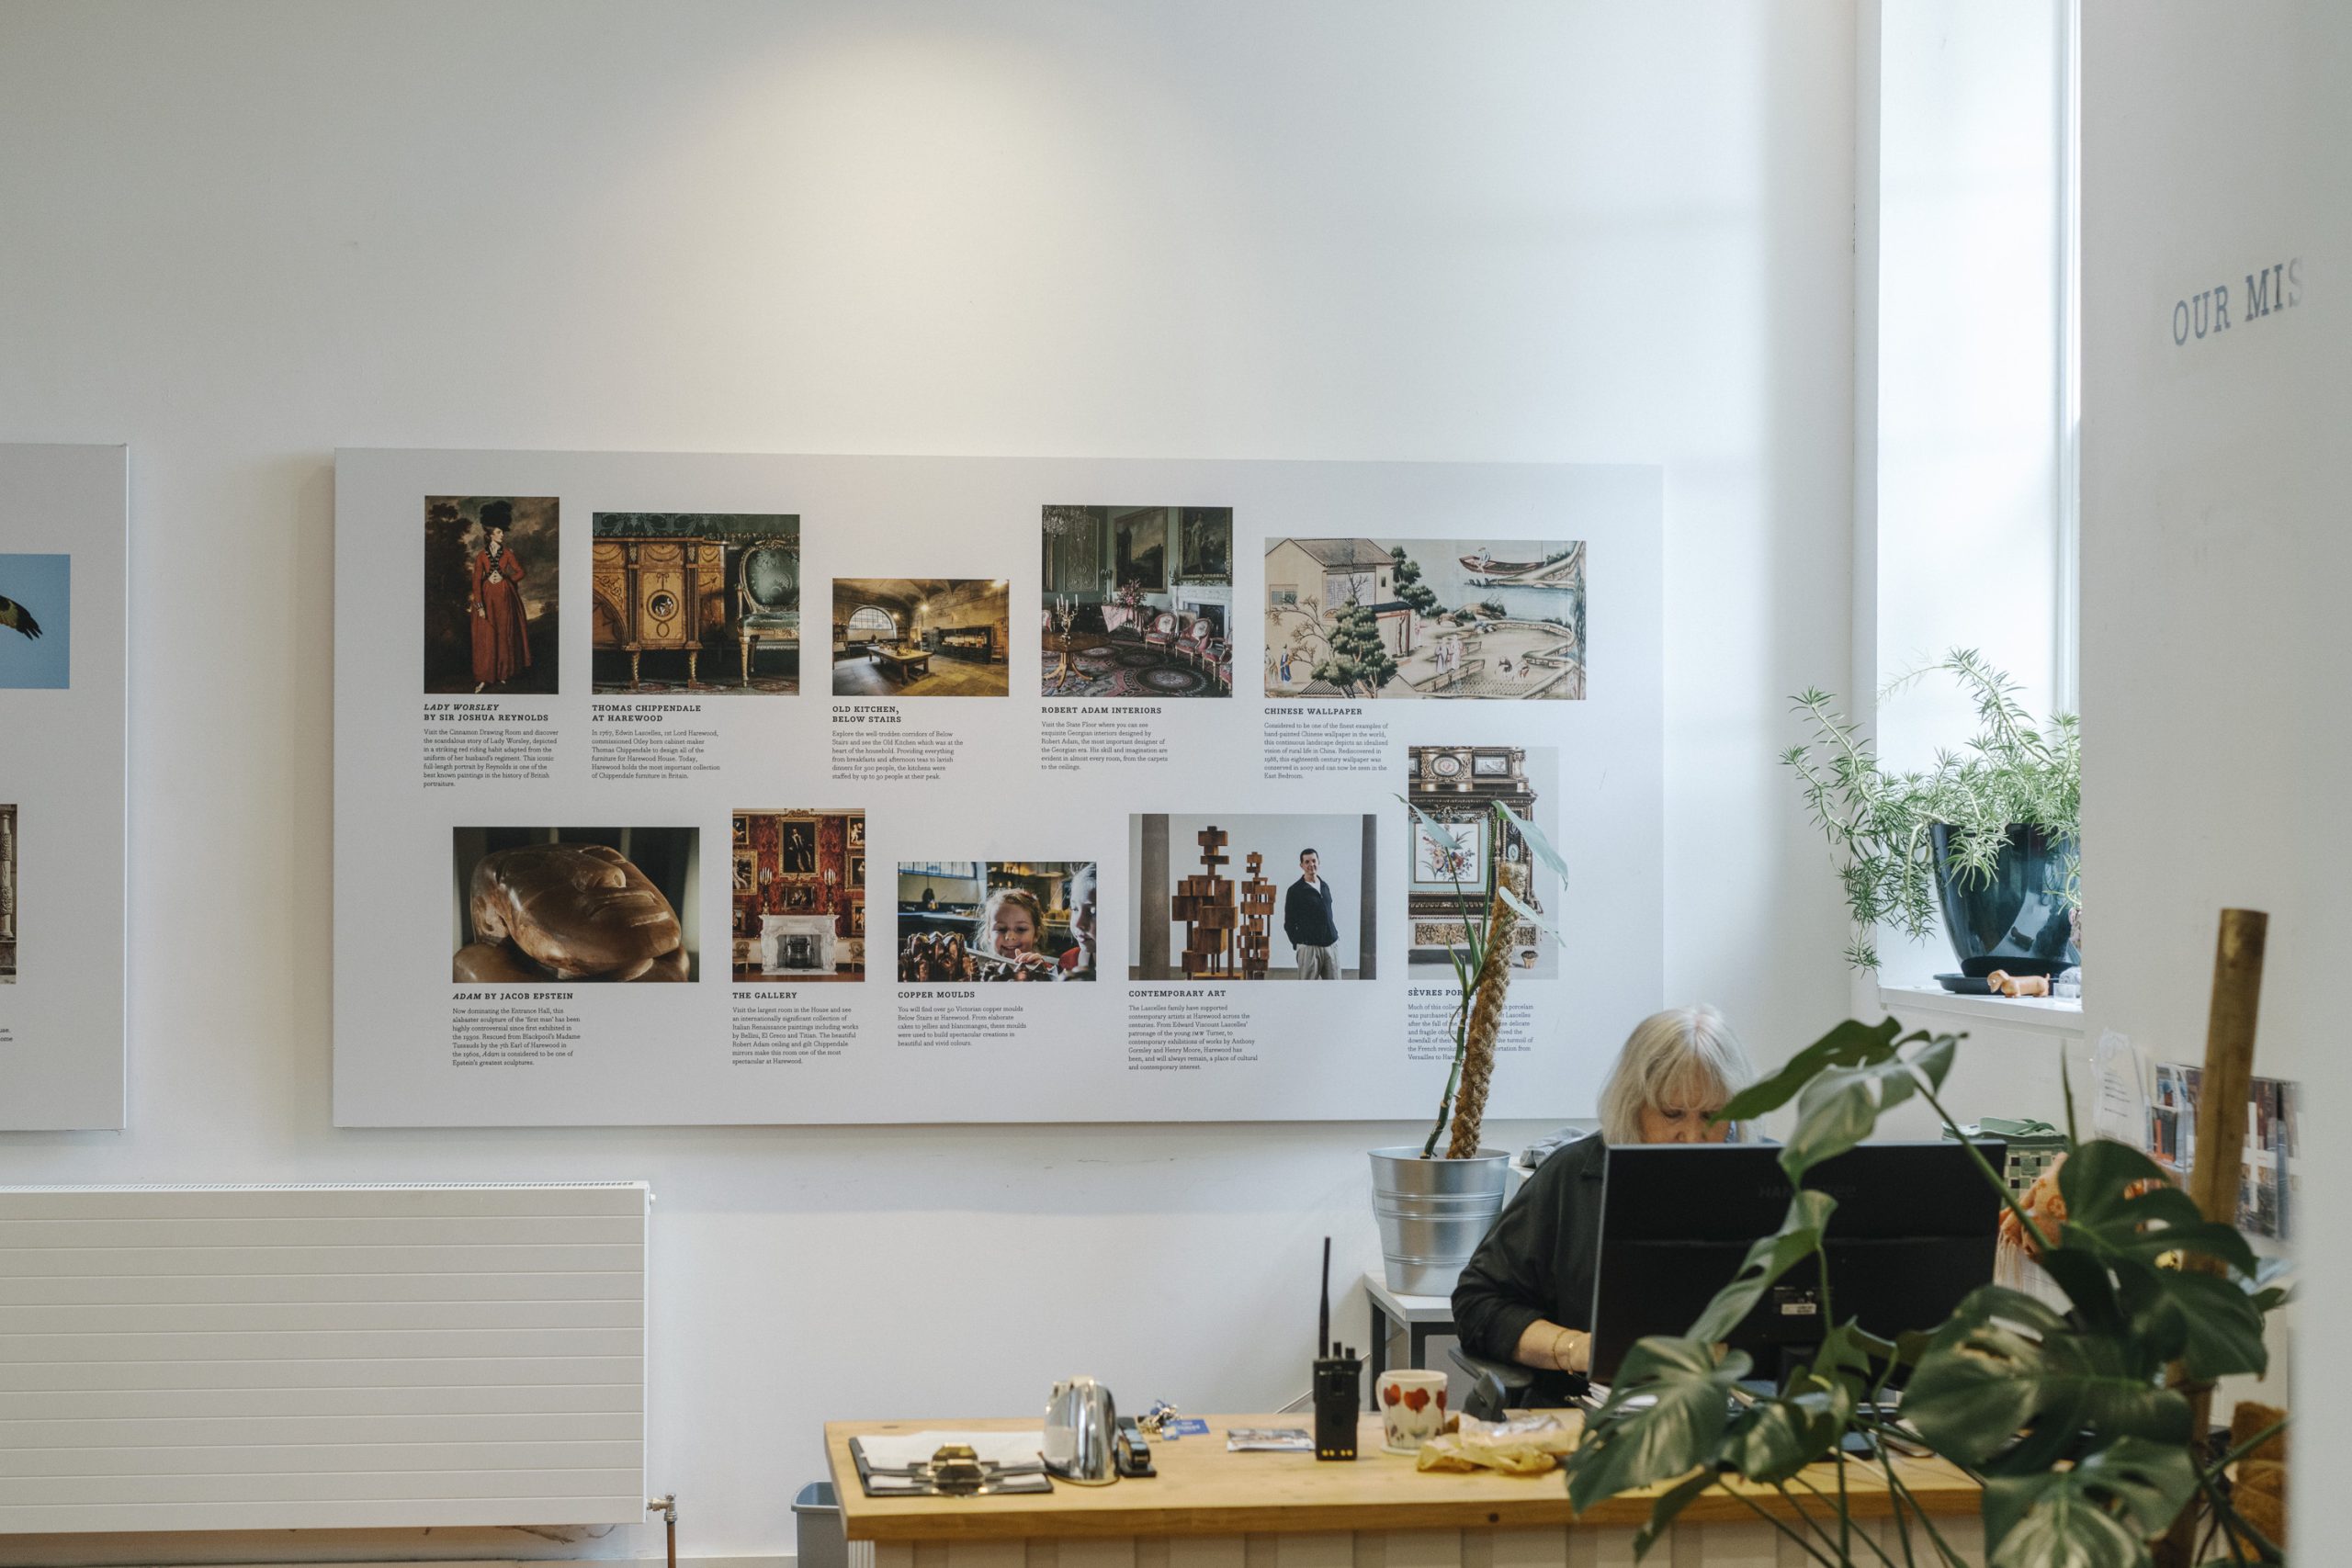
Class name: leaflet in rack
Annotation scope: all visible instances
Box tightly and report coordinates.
[332,450,1663,1126]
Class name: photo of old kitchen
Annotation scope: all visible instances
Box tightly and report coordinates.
[831,577,1010,696]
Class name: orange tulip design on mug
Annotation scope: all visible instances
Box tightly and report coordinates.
[1377,1369,1449,1453]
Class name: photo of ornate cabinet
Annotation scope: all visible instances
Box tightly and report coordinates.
[593,536,729,690]
[589,514,801,693]
[1406,745,1544,968]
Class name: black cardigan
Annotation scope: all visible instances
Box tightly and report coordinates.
[1450,1131,1606,1405]
[1283,877,1339,947]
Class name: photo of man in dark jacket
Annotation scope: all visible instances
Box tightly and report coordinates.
[1283,847,1340,979]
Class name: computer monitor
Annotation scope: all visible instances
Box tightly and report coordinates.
[1587,1141,2005,1386]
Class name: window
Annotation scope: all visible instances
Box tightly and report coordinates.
[847,605,895,640]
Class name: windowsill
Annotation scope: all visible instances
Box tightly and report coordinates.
[1878,982,2085,1035]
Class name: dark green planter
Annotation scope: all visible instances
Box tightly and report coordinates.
[1929,823,2079,977]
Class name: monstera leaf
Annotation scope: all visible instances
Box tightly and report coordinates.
[1715,1017,1908,1123]
[1772,1032,1957,1183]
[1979,1437,2198,1568]
[2059,1140,2258,1277]
[2099,1254,2269,1383]
[1690,1190,1838,1343]
[1724,1379,1851,1484]
[1905,1287,2191,1472]
[1564,1337,1751,1513]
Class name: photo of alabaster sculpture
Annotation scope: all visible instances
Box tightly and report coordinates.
[1263,537,1585,699]
[452,827,699,982]
[424,496,560,696]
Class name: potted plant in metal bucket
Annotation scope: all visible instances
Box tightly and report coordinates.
[1785,649,2079,980]
[1369,799,1567,1295]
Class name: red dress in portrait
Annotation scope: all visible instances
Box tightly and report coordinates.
[469,547,533,686]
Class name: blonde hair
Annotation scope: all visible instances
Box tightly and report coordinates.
[978,886,1049,958]
[1598,1005,1757,1144]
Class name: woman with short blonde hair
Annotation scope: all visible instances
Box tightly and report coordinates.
[1596,1004,1756,1145]
[1453,1005,1758,1402]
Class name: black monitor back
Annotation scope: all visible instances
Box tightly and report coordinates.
[1589,1141,2004,1385]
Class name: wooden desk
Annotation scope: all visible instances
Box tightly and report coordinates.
[825,1412,1986,1566]
[872,646,933,682]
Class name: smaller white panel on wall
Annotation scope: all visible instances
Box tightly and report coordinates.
[0,1183,649,1533]
[0,445,126,1130]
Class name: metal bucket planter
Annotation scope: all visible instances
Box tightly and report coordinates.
[1369,1146,1510,1296]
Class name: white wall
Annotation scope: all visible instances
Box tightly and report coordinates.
[0,2,1858,1559]
[2079,0,2346,1545]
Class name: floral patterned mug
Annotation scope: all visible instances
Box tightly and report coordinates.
[1376,1369,1450,1453]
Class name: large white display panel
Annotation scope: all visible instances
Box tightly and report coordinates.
[0,444,127,1130]
[334,450,1661,1125]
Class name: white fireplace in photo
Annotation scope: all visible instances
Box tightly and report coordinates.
[761,914,838,976]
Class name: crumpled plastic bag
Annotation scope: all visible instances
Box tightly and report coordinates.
[1414,1412,1580,1475]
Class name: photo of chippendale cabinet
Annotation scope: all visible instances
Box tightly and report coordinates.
[591,513,800,694]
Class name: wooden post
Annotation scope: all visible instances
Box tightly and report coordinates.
[2155,908,2268,1568]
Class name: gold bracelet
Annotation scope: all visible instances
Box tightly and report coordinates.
[1549,1324,1577,1371]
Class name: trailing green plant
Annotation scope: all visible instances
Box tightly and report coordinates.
[1399,797,1568,1158]
[1559,1017,2291,1566]
[1785,649,2080,969]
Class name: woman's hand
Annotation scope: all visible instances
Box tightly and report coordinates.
[1513,1318,1590,1374]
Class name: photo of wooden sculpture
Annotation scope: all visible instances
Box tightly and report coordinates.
[1170,830,1278,979]
[0,553,70,690]
[451,829,697,982]
[424,497,560,695]
[1171,826,1239,978]
[1129,814,1378,981]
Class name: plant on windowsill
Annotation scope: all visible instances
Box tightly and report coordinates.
[1558,1017,2290,1567]
[1785,649,2080,976]
[1366,799,1567,1295]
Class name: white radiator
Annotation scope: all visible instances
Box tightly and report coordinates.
[0,1182,649,1533]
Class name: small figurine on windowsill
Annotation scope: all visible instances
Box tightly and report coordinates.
[1985,969,2052,998]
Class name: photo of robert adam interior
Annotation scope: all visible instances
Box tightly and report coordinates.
[832,579,1010,697]
[1040,505,1233,697]
[452,827,699,983]
[1127,814,1378,981]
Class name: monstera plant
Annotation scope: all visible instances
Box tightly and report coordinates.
[1560,1019,2290,1567]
